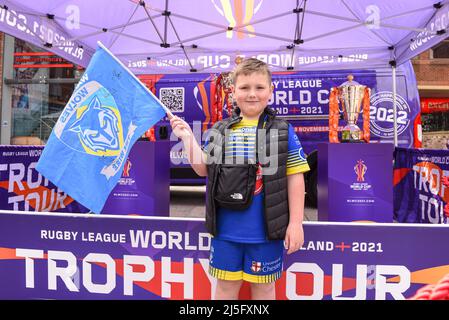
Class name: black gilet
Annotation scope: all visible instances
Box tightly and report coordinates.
[204,107,289,240]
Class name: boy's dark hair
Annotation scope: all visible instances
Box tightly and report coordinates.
[232,58,272,85]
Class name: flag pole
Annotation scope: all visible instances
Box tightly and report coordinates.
[96,41,174,119]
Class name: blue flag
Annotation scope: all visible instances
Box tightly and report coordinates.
[36,43,166,213]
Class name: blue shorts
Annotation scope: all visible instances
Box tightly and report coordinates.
[208,238,284,283]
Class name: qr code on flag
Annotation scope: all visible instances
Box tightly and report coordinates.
[159,87,185,113]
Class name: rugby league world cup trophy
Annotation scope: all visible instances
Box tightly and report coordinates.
[329,75,371,143]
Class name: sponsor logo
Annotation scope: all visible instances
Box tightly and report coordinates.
[354,159,367,182]
[254,164,263,195]
[211,0,263,39]
[230,193,243,200]
[251,261,262,273]
[122,158,132,178]
[350,159,372,192]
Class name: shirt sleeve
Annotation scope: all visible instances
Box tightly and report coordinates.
[286,124,310,175]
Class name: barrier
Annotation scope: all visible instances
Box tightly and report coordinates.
[1,210,448,300]
[0,142,169,216]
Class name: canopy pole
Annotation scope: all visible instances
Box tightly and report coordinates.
[392,63,398,147]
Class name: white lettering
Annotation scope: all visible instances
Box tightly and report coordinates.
[83,253,116,294]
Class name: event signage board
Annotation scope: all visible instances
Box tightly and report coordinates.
[394,147,449,224]
[0,143,168,216]
[101,140,170,216]
[318,143,394,222]
[0,145,88,213]
[0,211,447,300]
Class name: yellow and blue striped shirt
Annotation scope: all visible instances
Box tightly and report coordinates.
[224,119,310,175]
[216,119,310,243]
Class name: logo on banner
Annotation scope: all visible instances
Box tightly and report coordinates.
[55,81,124,157]
[122,158,132,177]
[70,95,123,156]
[211,0,263,39]
[251,261,262,273]
[193,76,213,130]
[370,91,411,139]
[354,159,367,182]
[350,159,372,191]
[118,157,135,186]
[365,5,380,29]
[412,160,449,224]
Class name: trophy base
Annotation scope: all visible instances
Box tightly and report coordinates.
[341,139,365,143]
[341,129,364,143]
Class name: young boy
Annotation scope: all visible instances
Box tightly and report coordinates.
[170,58,309,300]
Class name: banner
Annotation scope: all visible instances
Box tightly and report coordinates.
[394,147,449,224]
[398,3,449,66]
[36,43,166,213]
[1,211,449,300]
[0,3,93,67]
[0,145,88,213]
[0,143,169,216]
[151,63,421,159]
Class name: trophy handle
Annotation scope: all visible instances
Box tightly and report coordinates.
[337,88,344,114]
[329,87,340,143]
[362,87,371,143]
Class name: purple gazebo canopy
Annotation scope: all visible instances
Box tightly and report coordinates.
[0,0,447,74]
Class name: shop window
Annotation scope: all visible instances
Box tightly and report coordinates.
[422,112,449,132]
[432,38,449,59]
[8,38,83,145]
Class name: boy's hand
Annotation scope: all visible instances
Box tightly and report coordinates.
[284,223,304,255]
[170,116,193,140]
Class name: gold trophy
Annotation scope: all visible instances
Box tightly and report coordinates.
[329,75,371,143]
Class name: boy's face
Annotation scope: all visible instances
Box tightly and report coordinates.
[232,72,273,120]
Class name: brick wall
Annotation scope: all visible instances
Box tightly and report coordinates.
[412,51,449,86]
[411,48,449,149]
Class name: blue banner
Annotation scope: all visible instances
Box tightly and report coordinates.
[394,147,449,224]
[36,43,166,213]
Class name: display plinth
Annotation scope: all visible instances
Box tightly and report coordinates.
[317,143,393,222]
[101,140,170,216]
